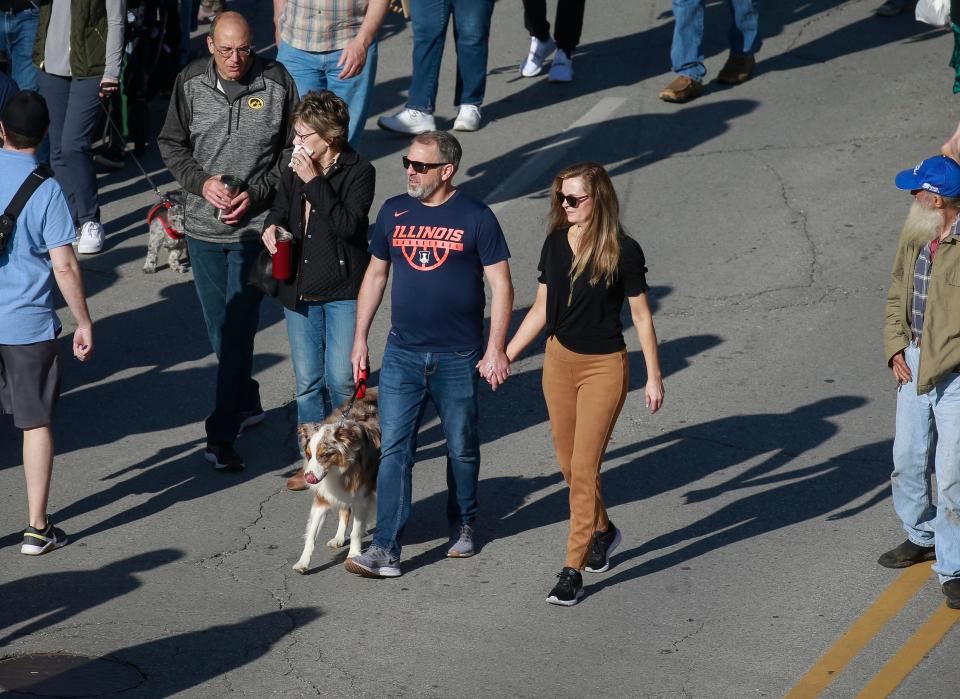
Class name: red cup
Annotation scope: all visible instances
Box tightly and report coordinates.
[272,229,293,281]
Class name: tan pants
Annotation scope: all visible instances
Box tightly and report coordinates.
[542,337,628,569]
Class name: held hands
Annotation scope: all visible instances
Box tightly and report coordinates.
[73,324,93,362]
[476,349,510,391]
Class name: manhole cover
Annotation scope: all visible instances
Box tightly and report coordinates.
[0,653,144,697]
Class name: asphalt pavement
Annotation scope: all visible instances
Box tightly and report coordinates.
[2,0,959,696]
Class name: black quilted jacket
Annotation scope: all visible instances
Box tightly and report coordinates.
[264,149,375,309]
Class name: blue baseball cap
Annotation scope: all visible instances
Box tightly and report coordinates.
[895,155,960,196]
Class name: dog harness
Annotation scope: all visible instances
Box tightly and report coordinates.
[146,199,184,241]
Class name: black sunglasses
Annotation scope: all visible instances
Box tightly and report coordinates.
[403,156,449,174]
[556,192,591,208]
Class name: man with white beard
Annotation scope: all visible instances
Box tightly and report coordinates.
[880,155,960,609]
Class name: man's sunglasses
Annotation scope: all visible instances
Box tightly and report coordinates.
[556,192,591,208]
[402,157,449,173]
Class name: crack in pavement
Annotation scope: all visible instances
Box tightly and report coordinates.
[658,620,706,655]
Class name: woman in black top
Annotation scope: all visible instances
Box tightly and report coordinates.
[261,90,375,489]
[503,161,664,606]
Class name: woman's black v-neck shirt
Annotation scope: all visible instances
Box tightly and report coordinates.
[537,227,649,354]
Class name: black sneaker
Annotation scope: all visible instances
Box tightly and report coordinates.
[943,579,960,609]
[584,523,622,573]
[546,567,584,606]
[204,444,245,471]
[877,539,935,568]
[21,519,68,555]
[237,408,265,435]
[92,152,125,170]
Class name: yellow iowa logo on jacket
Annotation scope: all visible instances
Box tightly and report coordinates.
[248,97,264,110]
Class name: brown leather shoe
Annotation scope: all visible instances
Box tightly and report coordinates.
[717,54,756,85]
[658,75,703,103]
[286,468,307,491]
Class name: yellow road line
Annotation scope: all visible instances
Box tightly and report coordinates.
[856,603,960,698]
[784,563,933,698]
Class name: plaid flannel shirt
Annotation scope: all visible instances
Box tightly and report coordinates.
[278,0,369,53]
[911,217,960,343]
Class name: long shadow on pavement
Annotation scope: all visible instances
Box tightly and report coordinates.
[586,438,891,598]
[0,549,183,646]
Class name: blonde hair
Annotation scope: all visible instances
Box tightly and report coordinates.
[547,161,622,287]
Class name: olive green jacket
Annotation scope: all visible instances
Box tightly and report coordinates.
[884,226,960,394]
[33,0,108,79]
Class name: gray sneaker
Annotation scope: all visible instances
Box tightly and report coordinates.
[447,524,475,558]
[345,545,401,578]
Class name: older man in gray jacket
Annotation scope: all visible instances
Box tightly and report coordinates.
[159,11,298,471]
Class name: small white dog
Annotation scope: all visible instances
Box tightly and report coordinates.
[293,390,380,574]
[144,192,189,274]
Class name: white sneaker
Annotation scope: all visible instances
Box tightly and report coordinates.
[520,35,556,78]
[453,104,482,132]
[548,49,573,83]
[377,108,436,135]
[77,221,104,254]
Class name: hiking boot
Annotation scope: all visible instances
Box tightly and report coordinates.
[520,35,555,77]
[345,545,401,578]
[877,539,935,568]
[286,468,307,491]
[547,49,573,83]
[76,221,104,254]
[943,579,960,609]
[584,523,621,573]
[717,54,756,85]
[447,524,475,557]
[658,75,703,103]
[21,519,68,555]
[238,408,265,435]
[204,443,244,472]
[377,108,436,135]
[453,104,482,132]
[546,566,584,606]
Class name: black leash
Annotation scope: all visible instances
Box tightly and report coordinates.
[98,100,168,202]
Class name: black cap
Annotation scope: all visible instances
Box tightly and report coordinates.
[1,90,50,141]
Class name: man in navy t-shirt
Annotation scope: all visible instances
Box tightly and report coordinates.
[347,131,513,578]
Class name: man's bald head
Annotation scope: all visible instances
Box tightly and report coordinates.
[207,11,254,81]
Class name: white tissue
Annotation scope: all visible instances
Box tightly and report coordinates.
[290,143,315,167]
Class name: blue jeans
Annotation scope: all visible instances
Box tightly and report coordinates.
[406,0,494,114]
[0,7,37,92]
[372,342,481,558]
[284,299,357,426]
[187,237,265,446]
[670,0,761,82]
[892,342,960,583]
[277,41,378,150]
[37,71,102,226]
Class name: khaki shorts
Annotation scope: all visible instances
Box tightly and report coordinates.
[0,340,62,429]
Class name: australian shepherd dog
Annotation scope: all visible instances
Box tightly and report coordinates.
[293,390,380,574]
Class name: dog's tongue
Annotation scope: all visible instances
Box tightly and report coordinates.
[305,472,318,485]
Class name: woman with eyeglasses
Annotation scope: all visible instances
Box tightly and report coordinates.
[262,90,376,489]
[503,161,664,606]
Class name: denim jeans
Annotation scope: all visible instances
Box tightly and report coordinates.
[276,41,378,149]
[187,237,265,446]
[372,342,481,558]
[406,0,494,113]
[892,342,960,583]
[37,71,102,226]
[670,0,761,82]
[0,7,37,93]
[284,299,357,426]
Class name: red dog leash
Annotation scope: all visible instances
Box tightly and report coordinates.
[337,368,368,425]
